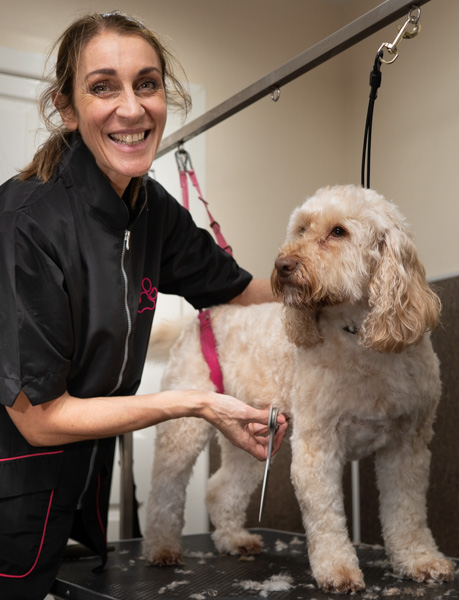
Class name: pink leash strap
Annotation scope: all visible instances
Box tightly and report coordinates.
[187,169,232,256]
[179,170,190,211]
[198,309,224,394]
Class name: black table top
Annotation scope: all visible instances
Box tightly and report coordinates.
[51,529,458,600]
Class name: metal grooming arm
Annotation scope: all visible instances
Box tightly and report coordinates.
[156,0,432,159]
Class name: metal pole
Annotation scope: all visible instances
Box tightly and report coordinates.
[157,0,432,158]
[351,460,361,544]
[119,433,134,539]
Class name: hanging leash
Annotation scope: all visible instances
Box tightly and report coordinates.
[361,5,421,189]
[175,147,233,256]
[175,145,232,394]
[356,3,422,545]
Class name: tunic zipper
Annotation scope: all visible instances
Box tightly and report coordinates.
[77,229,132,510]
[109,229,132,395]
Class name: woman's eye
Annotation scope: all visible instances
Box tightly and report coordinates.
[92,82,111,95]
[138,79,161,92]
[331,226,347,238]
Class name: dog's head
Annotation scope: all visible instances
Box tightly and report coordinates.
[271,185,440,353]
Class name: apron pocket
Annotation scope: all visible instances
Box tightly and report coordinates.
[0,450,64,578]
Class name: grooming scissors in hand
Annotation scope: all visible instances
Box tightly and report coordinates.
[258,405,279,521]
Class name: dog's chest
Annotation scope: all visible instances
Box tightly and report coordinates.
[337,413,403,461]
[291,338,435,461]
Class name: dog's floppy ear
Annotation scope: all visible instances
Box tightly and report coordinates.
[360,226,441,353]
[282,305,322,348]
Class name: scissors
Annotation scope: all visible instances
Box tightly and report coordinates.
[258,405,279,521]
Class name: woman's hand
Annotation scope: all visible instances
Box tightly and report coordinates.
[198,392,289,461]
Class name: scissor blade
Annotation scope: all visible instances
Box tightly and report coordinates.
[258,407,278,522]
[259,460,270,521]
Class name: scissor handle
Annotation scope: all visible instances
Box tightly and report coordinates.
[268,406,279,431]
[259,406,280,521]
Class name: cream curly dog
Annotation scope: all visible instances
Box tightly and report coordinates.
[143,185,454,593]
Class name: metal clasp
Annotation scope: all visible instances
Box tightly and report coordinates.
[378,5,421,65]
[175,143,192,172]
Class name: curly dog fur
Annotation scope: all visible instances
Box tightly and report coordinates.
[143,185,453,592]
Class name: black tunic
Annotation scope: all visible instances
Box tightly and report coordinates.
[0,133,251,599]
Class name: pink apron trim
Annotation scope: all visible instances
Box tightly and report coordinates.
[0,489,55,579]
[0,450,63,462]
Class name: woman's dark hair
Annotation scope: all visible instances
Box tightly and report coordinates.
[19,11,191,182]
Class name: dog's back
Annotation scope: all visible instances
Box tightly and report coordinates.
[160,302,296,412]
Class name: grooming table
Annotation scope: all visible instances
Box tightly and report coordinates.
[51,529,458,600]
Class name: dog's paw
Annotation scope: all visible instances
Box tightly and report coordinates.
[316,565,365,594]
[212,529,263,556]
[397,555,455,583]
[146,548,185,567]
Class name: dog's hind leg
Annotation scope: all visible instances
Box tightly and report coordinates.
[206,435,266,555]
[376,439,454,583]
[143,416,214,566]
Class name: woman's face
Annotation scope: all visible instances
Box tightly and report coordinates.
[62,31,167,196]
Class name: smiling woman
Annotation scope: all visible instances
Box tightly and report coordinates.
[0,10,287,600]
[18,11,191,190]
[59,32,168,196]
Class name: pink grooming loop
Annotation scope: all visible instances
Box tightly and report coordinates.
[175,146,231,393]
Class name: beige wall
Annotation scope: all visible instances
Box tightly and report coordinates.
[2,0,457,279]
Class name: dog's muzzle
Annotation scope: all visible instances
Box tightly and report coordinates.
[274,256,298,280]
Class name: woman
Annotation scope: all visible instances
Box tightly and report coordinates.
[0,12,287,600]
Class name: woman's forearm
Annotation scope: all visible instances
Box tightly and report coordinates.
[6,389,209,447]
[5,389,288,460]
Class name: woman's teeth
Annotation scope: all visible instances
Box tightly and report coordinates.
[110,132,146,145]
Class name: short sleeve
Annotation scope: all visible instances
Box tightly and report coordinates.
[0,212,72,407]
[153,187,252,308]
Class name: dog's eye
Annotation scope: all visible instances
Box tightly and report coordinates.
[297,226,306,236]
[330,226,347,238]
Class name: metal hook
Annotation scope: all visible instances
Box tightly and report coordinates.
[378,5,421,65]
[271,87,281,102]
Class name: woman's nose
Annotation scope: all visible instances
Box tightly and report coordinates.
[116,89,145,120]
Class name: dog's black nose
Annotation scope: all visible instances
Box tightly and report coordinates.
[275,256,297,278]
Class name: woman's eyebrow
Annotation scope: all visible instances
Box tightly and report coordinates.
[138,67,162,76]
[85,68,116,80]
[85,66,162,80]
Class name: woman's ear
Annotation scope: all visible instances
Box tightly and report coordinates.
[53,93,78,131]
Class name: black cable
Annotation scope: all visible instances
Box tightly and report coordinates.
[361,50,383,189]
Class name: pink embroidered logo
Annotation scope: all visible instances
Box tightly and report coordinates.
[138,278,158,313]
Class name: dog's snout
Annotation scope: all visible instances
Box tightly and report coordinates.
[275,256,298,278]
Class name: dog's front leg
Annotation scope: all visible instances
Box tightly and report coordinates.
[376,438,454,583]
[291,434,365,593]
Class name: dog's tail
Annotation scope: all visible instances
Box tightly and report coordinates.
[146,314,196,362]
